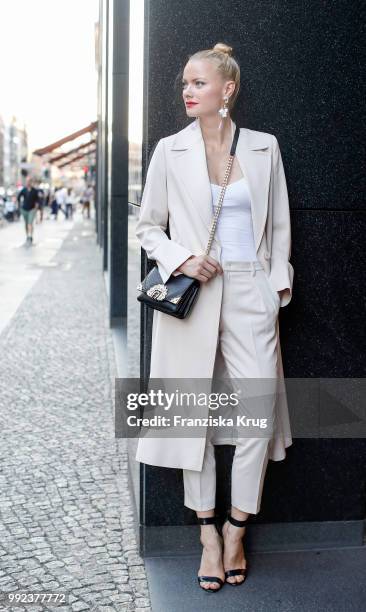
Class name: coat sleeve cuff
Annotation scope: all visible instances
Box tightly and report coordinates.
[269,260,294,308]
[153,241,194,284]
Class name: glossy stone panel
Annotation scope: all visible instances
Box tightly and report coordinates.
[146,1,364,210]
[144,465,186,527]
[144,437,366,527]
[282,210,365,378]
[140,0,365,538]
[216,439,366,524]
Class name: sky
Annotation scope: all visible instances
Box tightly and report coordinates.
[0,0,144,154]
[0,0,99,152]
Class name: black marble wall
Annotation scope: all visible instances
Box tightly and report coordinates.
[140,0,365,532]
[108,0,129,321]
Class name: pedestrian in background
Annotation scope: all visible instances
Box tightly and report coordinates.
[50,188,59,219]
[65,188,75,220]
[56,186,67,217]
[82,184,93,218]
[36,183,45,223]
[17,176,40,246]
[4,196,16,222]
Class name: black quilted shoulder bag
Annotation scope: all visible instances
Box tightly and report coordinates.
[137,125,240,319]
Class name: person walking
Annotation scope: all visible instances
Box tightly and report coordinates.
[135,42,294,593]
[65,188,75,220]
[56,186,67,217]
[50,189,59,219]
[82,184,93,218]
[17,176,40,246]
[4,196,16,222]
[35,184,45,223]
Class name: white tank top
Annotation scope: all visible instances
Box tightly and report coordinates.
[210,177,258,262]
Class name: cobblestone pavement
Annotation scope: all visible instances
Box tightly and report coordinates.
[0,217,151,612]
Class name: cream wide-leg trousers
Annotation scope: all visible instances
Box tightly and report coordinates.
[183,260,281,515]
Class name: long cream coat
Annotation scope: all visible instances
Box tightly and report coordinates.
[135,118,294,471]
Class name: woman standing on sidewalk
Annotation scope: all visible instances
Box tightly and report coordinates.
[135,42,294,593]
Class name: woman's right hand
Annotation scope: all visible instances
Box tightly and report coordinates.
[177,254,223,282]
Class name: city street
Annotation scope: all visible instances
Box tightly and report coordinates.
[0,212,151,612]
[0,0,364,608]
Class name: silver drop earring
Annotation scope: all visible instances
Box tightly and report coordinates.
[218,96,229,130]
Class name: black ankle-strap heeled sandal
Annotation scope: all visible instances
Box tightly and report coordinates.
[197,516,224,593]
[223,512,249,586]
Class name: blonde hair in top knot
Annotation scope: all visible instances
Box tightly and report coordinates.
[187,42,240,110]
[212,42,233,56]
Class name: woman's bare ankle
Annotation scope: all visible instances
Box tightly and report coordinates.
[196,509,215,519]
[230,506,250,522]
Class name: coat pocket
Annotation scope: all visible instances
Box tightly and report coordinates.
[251,270,279,317]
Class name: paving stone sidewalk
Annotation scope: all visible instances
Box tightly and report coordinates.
[0,219,151,612]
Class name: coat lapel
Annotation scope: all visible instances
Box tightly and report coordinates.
[169,118,271,252]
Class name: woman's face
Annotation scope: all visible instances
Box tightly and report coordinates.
[182,59,234,118]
